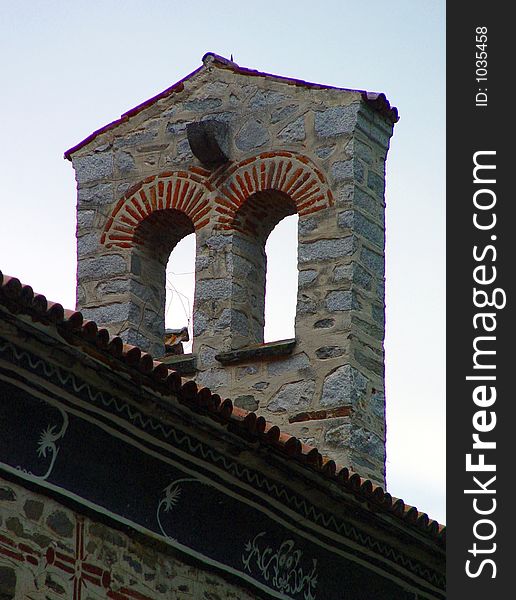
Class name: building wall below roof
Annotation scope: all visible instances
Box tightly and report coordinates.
[0,476,256,600]
[0,303,445,599]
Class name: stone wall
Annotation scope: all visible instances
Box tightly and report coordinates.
[70,55,394,486]
[0,477,255,600]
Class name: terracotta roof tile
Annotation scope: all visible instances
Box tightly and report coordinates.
[64,52,398,160]
[0,270,443,546]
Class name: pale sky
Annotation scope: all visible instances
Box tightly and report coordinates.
[0,1,445,523]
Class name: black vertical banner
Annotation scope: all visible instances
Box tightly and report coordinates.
[447,4,513,598]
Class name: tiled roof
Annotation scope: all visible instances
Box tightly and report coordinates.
[64,52,398,160]
[0,270,443,546]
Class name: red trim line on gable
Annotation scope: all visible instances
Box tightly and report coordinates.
[0,269,443,546]
[64,53,398,161]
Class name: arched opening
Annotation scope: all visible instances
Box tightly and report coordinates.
[230,190,297,347]
[264,214,299,342]
[165,233,196,354]
[130,209,195,356]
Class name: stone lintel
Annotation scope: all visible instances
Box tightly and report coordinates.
[215,338,296,365]
[160,353,197,374]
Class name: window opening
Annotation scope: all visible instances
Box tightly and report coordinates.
[264,214,298,342]
[165,232,196,354]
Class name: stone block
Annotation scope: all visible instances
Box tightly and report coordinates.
[196,255,213,271]
[166,121,188,135]
[324,422,351,449]
[184,97,223,112]
[78,182,114,205]
[144,308,163,331]
[367,170,384,196]
[198,345,219,368]
[325,290,358,311]
[315,105,358,137]
[315,346,345,359]
[298,269,318,288]
[354,264,373,290]
[0,566,16,597]
[227,253,255,278]
[46,510,74,538]
[338,211,383,248]
[370,389,385,419]
[315,145,336,159]
[352,316,383,340]
[74,152,114,183]
[354,349,384,377]
[81,302,135,325]
[353,187,381,219]
[206,234,232,250]
[369,124,392,148]
[267,379,315,413]
[0,486,16,501]
[361,247,384,278]
[195,368,228,389]
[354,139,373,164]
[249,89,287,108]
[271,104,298,123]
[115,150,136,174]
[23,499,44,520]
[131,279,160,304]
[114,127,159,149]
[78,254,127,281]
[297,294,317,314]
[234,395,259,411]
[313,318,335,329]
[214,308,249,337]
[96,279,129,297]
[252,381,269,390]
[130,254,141,276]
[278,116,305,142]
[351,428,384,462]
[335,183,354,207]
[321,364,368,408]
[235,119,270,151]
[298,217,318,236]
[298,237,354,263]
[77,232,100,257]
[77,209,96,229]
[354,160,365,183]
[267,352,310,376]
[371,303,385,326]
[236,365,258,379]
[196,278,232,300]
[331,160,353,183]
[332,264,352,282]
[193,310,209,336]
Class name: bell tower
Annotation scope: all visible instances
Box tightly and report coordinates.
[67,53,397,485]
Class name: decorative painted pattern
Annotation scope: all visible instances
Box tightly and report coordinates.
[242,532,318,600]
[0,518,152,600]
[101,167,213,248]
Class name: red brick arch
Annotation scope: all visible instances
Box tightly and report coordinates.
[210,151,334,229]
[101,153,334,247]
[101,168,212,248]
